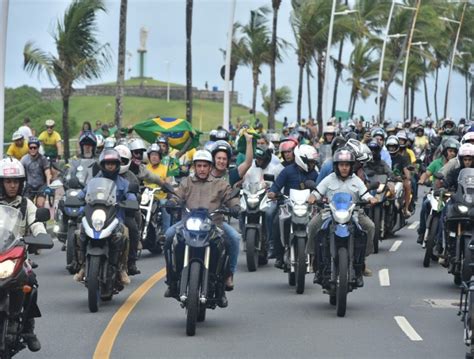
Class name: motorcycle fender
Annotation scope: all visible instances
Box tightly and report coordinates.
[292,230,307,240]
[86,244,108,257]
[335,224,350,238]
[291,215,308,225]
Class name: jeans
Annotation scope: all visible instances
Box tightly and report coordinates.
[264,202,278,251]
[418,196,430,236]
[159,199,171,233]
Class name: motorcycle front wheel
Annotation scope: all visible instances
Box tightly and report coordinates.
[87,256,101,313]
[66,225,76,271]
[295,237,306,294]
[336,247,349,317]
[0,313,10,359]
[373,207,381,254]
[423,215,438,268]
[245,228,258,272]
[186,261,201,336]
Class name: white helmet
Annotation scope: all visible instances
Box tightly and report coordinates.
[115,144,132,174]
[294,144,318,172]
[95,134,105,148]
[346,139,373,164]
[193,149,213,164]
[104,136,116,149]
[459,143,474,158]
[0,158,25,179]
[11,131,24,141]
[462,132,474,144]
[45,119,55,127]
[323,126,336,135]
[128,138,146,152]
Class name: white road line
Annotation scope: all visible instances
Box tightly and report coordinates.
[389,240,403,252]
[394,316,423,341]
[379,268,390,286]
[408,221,419,230]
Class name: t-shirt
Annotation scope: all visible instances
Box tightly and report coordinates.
[17,125,33,139]
[20,154,49,188]
[7,142,29,160]
[391,154,410,178]
[427,157,444,175]
[315,173,372,202]
[405,148,416,164]
[144,163,169,200]
[210,167,241,187]
[38,131,62,158]
[415,136,429,149]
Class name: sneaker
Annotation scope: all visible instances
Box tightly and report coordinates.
[417,233,424,244]
[127,263,141,276]
[164,283,178,298]
[438,257,447,267]
[363,267,373,277]
[119,270,131,285]
[217,293,228,308]
[274,258,284,269]
[73,268,85,282]
[356,275,364,288]
[23,319,41,352]
[225,275,234,291]
[313,271,323,285]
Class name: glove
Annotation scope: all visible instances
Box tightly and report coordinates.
[44,187,53,196]
[230,206,240,219]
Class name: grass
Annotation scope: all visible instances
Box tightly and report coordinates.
[101,78,184,87]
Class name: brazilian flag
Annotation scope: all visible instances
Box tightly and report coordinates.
[133,116,201,150]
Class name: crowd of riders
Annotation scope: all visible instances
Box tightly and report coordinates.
[4,113,474,352]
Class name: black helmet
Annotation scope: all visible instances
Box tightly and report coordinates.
[442,138,460,158]
[215,129,229,141]
[211,140,232,166]
[255,146,272,169]
[331,136,346,155]
[79,131,97,156]
[99,149,121,179]
[367,139,382,153]
[333,148,355,178]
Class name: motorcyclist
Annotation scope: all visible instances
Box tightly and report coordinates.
[440,118,459,140]
[0,158,47,352]
[243,146,284,258]
[74,149,137,286]
[115,144,142,276]
[371,127,392,168]
[424,118,437,139]
[279,137,298,167]
[316,136,346,184]
[307,149,377,287]
[414,125,429,152]
[396,130,416,164]
[267,144,319,268]
[163,150,240,305]
[386,135,412,217]
[128,138,168,186]
[21,136,52,208]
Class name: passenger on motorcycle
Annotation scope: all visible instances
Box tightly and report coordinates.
[371,127,392,168]
[21,137,52,208]
[164,150,240,301]
[414,125,429,151]
[0,158,46,352]
[386,135,412,217]
[74,149,137,286]
[268,144,319,268]
[307,149,377,287]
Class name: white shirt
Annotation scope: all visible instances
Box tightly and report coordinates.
[313,173,373,202]
[17,125,33,139]
[243,160,284,186]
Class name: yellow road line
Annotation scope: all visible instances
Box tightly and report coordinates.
[93,267,167,359]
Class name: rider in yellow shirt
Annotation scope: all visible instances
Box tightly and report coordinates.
[38,119,62,160]
[7,132,29,160]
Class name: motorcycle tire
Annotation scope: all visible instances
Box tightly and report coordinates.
[296,237,306,294]
[469,291,474,358]
[87,256,101,313]
[66,225,76,270]
[245,228,258,272]
[186,261,201,336]
[455,273,462,286]
[423,216,438,268]
[336,247,349,318]
[463,238,473,282]
[373,207,381,254]
[0,313,11,359]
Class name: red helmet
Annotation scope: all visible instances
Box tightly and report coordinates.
[279,138,298,152]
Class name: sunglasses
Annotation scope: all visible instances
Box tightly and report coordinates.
[29,146,38,150]
[47,126,54,129]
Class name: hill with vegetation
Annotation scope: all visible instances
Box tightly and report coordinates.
[4,86,267,142]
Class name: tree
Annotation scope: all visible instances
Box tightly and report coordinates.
[23,0,110,161]
[268,0,282,130]
[260,84,292,116]
[114,0,128,129]
[186,0,193,123]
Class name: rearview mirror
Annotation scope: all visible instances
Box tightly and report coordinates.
[263,174,275,182]
[119,200,139,211]
[35,208,50,223]
[162,183,176,195]
[24,233,54,250]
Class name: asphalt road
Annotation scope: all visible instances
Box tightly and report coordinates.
[18,186,469,359]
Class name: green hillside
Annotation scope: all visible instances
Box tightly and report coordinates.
[102,78,184,87]
[4,86,266,142]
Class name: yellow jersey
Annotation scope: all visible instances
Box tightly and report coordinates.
[7,142,29,160]
[38,131,62,158]
[406,148,416,164]
[144,163,168,200]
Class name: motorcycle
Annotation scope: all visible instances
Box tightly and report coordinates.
[460,280,474,359]
[444,168,474,285]
[0,206,53,358]
[70,177,138,312]
[139,186,165,255]
[54,158,95,273]
[277,187,314,294]
[366,173,389,254]
[384,177,407,235]
[422,187,450,268]
[170,206,232,336]
[240,176,270,272]
[311,182,377,317]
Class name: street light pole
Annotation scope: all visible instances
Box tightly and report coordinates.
[0,0,9,158]
[443,2,468,118]
[165,60,170,103]
[223,0,236,131]
[401,0,421,121]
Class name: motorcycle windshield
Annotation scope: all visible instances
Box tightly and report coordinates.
[243,168,266,194]
[84,178,117,205]
[457,168,474,201]
[0,206,22,252]
[243,181,265,194]
[331,192,353,211]
[76,159,95,186]
[289,189,310,205]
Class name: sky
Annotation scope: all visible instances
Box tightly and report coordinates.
[3,0,472,126]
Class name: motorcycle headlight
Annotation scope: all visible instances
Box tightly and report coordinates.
[141,192,150,205]
[186,217,203,231]
[457,204,469,214]
[247,195,260,209]
[0,260,17,279]
[53,224,60,233]
[333,210,351,224]
[91,209,106,231]
[293,204,308,217]
[68,190,79,197]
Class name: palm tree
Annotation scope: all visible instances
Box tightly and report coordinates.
[260,84,292,115]
[238,6,272,120]
[115,0,128,129]
[268,0,282,130]
[23,0,110,161]
[186,0,193,123]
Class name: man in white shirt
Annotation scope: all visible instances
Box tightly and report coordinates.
[18,117,33,139]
